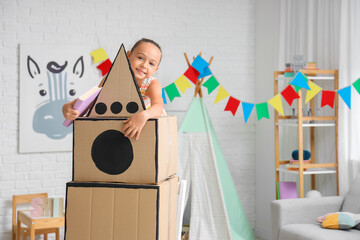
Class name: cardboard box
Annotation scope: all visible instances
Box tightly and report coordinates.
[73,115,177,184]
[65,176,178,240]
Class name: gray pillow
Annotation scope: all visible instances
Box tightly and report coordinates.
[341,175,360,213]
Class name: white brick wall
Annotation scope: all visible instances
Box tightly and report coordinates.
[0,0,255,238]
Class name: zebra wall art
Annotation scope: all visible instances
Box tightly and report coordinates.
[20,44,96,153]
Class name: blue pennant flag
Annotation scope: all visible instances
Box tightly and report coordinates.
[162,88,167,104]
[242,102,255,123]
[192,55,209,77]
[199,66,212,78]
[290,72,310,90]
[337,86,351,109]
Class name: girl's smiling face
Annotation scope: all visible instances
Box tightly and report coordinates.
[127,42,162,85]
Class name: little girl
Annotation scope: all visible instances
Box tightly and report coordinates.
[62,38,165,140]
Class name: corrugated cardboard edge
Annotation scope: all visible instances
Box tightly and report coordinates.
[87,44,146,116]
[155,119,159,182]
[158,176,178,240]
[156,116,178,183]
[72,117,159,183]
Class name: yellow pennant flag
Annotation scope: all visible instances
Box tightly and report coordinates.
[90,48,109,64]
[214,86,230,104]
[174,75,192,94]
[268,93,284,116]
[305,81,322,103]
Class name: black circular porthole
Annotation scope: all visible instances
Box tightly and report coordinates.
[91,130,133,175]
[95,102,107,115]
[111,101,122,114]
[126,102,139,113]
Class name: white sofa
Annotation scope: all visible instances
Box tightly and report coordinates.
[271,175,360,240]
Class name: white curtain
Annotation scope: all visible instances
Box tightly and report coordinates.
[338,0,360,194]
[278,0,360,196]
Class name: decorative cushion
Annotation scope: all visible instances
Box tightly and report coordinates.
[318,212,360,230]
[341,175,360,213]
[321,213,355,229]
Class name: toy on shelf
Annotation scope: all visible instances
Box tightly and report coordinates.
[291,55,306,73]
[284,63,294,78]
[287,149,311,171]
[292,149,311,160]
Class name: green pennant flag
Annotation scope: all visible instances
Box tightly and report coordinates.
[202,75,219,94]
[165,82,181,102]
[353,78,360,95]
[255,102,270,120]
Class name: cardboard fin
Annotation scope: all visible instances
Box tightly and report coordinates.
[89,44,145,117]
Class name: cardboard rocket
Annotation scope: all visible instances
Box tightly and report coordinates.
[65,44,178,240]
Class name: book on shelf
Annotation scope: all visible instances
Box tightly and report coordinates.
[286,163,310,171]
[63,85,102,127]
[278,182,297,199]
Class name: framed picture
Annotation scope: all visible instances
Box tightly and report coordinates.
[19,44,96,153]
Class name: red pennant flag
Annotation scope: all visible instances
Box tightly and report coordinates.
[321,90,336,108]
[224,96,241,116]
[96,58,112,76]
[281,85,300,106]
[184,66,200,84]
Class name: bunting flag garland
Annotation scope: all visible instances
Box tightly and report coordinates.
[305,81,322,103]
[268,94,284,116]
[184,66,200,84]
[214,86,230,104]
[203,75,220,94]
[337,86,351,109]
[175,75,193,94]
[90,49,360,123]
[165,83,181,102]
[90,48,109,64]
[162,88,167,104]
[321,90,336,108]
[242,102,255,123]
[96,58,112,76]
[353,78,360,94]
[281,85,300,106]
[256,102,270,120]
[224,96,240,116]
[290,71,310,90]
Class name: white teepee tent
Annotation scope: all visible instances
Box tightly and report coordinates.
[178,96,254,240]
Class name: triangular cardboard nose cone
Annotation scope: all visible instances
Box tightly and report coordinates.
[89,44,145,117]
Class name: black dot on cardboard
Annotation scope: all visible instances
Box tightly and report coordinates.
[91,130,133,175]
[126,102,139,113]
[95,102,107,115]
[111,101,122,114]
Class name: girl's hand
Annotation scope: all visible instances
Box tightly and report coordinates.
[62,99,79,120]
[122,111,150,140]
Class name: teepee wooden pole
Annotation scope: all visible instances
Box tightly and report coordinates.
[184,53,190,67]
[195,55,213,98]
